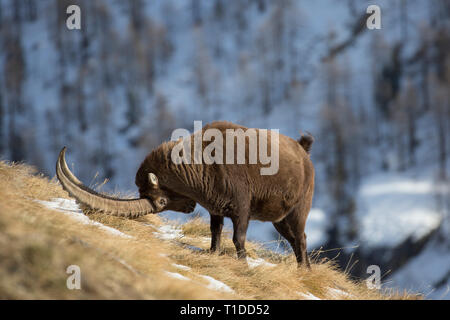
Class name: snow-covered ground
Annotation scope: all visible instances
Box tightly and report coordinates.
[297,291,321,300]
[35,196,276,296]
[388,236,450,300]
[355,171,450,299]
[355,173,444,248]
[36,198,133,239]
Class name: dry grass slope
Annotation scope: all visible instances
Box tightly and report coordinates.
[0,161,421,299]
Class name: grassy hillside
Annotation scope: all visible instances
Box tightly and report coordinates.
[0,161,420,299]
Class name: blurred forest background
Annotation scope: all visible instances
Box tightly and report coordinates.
[0,0,449,298]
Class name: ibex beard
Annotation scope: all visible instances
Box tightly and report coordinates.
[56,121,315,268]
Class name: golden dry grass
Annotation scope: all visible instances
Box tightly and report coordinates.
[0,161,421,300]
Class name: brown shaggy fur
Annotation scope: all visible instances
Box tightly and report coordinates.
[136,121,315,267]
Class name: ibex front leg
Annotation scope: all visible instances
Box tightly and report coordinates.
[210,214,224,253]
[231,213,250,259]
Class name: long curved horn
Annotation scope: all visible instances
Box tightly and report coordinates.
[56,147,155,218]
[59,147,83,185]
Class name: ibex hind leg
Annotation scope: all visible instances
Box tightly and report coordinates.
[284,207,311,269]
[273,219,297,254]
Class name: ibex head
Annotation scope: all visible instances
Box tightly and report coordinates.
[56,147,195,218]
[136,171,196,214]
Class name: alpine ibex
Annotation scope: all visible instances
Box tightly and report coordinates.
[56,121,315,267]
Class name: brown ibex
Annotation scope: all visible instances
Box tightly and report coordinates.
[56,121,315,267]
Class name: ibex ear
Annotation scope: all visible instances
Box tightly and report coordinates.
[148,173,159,188]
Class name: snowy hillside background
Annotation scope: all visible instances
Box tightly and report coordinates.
[0,0,449,298]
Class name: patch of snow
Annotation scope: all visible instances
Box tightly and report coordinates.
[430,284,450,300]
[327,287,351,299]
[153,224,183,240]
[388,237,450,300]
[199,275,234,293]
[172,263,192,271]
[297,292,321,300]
[164,271,190,281]
[180,235,211,244]
[361,181,435,196]
[246,257,276,269]
[305,208,327,249]
[356,174,443,248]
[36,198,133,239]
[200,237,211,243]
[181,243,204,252]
